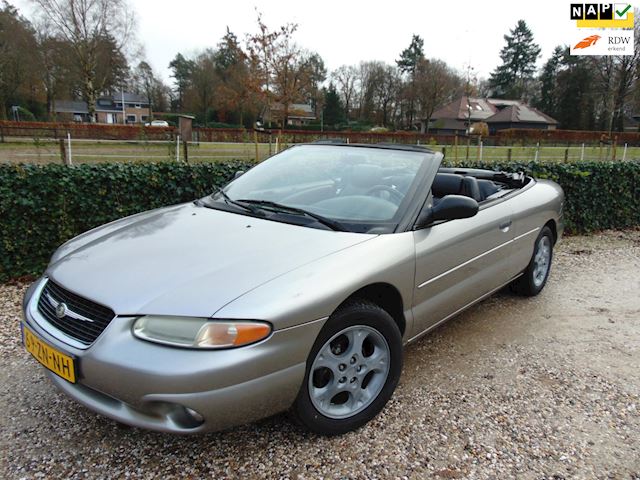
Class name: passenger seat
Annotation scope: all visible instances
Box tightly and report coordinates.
[432,173,483,202]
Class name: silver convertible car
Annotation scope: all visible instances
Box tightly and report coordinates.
[21,143,564,435]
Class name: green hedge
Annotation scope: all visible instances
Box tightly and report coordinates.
[443,160,640,234]
[0,161,253,281]
[1,160,639,281]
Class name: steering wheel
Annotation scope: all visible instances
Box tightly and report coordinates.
[365,185,404,205]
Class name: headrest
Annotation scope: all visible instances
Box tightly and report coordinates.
[349,164,383,188]
[432,173,463,198]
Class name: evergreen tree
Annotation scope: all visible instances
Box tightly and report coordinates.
[396,34,424,75]
[322,82,344,126]
[169,53,195,112]
[555,48,595,130]
[534,46,563,117]
[488,20,541,99]
[396,34,425,127]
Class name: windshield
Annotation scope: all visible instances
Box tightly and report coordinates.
[214,145,430,231]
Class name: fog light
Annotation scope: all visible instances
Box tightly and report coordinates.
[185,407,204,423]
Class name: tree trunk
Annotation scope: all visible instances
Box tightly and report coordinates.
[84,68,98,123]
[283,103,289,130]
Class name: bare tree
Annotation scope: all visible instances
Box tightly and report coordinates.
[332,65,357,121]
[247,12,320,129]
[187,49,219,124]
[414,58,462,133]
[31,0,136,121]
[374,65,401,127]
[133,61,155,120]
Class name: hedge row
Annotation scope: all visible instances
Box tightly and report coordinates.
[1,160,639,281]
[0,120,175,141]
[0,161,253,281]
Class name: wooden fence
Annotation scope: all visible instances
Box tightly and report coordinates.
[1,121,640,146]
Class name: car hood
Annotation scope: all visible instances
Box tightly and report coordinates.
[47,202,375,317]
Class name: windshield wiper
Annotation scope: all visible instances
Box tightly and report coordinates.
[237,199,348,232]
[212,188,263,216]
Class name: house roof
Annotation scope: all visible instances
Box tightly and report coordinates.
[54,93,150,114]
[270,103,316,119]
[430,96,497,123]
[430,96,557,126]
[54,100,89,114]
[485,103,558,125]
[114,92,148,104]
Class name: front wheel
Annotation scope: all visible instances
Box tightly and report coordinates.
[511,225,554,296]
[293,300,402,435]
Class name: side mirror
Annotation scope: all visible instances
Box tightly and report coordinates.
[416,195,479,229]
[234,170,245,179]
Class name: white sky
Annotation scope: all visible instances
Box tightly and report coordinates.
[12,0,580,83]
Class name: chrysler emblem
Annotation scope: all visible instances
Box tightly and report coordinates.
[55,302,67,319]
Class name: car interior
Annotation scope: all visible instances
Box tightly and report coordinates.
[278,165,524,220]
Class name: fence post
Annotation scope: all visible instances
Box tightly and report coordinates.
[66,132,73,165]
[599,141,603,161]
[183,140,189,164]
[254,130,259,162]
[0,124,4,143]
[454,135,458,162]
[59,138,67,165]
[465,137,470,160]
[176,135,180,162]
[580,143,585,161]
[441,146,446,157]
[507,148,512,162]
[612,136,617,161]
[533,142,540,163]
[564,148,569,163]
[622,143,628,161]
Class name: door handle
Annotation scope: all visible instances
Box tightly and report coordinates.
[499,220,512,231]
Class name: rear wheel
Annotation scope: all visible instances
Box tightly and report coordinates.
[293,300,402,435]
[512,226,554,296]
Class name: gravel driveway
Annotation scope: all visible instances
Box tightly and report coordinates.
[1,230,639,479]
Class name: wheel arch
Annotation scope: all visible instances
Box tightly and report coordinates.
[336,283,406,336]
[544,219,558,244]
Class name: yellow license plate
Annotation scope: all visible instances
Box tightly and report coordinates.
[23,325,77,383]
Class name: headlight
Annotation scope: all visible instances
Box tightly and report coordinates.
[132,316,272,349]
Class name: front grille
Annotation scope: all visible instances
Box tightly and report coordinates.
[37,280,115,345]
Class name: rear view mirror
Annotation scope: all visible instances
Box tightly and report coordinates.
[416,195,479,228]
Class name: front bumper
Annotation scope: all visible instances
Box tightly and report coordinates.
[23,278,326,433]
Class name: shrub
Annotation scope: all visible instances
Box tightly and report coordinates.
[0,161,253,281]
[444,159,640,233]
[1,159,639,281]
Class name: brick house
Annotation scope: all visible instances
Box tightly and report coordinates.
[264,103,316,127]
[425,96,558,135]
[53,93,151,124]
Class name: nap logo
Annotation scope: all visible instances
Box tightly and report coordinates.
[570,3,634,27]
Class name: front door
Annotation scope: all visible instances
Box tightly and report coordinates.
[410,202,515,339]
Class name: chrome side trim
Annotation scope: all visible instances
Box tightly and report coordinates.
[513,226,540,242]
[406,273,524,345]
[417,227,539,289]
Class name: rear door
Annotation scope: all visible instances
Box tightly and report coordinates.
[410,201,515,339]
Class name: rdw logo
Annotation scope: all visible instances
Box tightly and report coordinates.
[574,35,601,49]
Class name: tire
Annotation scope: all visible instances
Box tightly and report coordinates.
[511,225,554,296]
[292,300,402,435]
